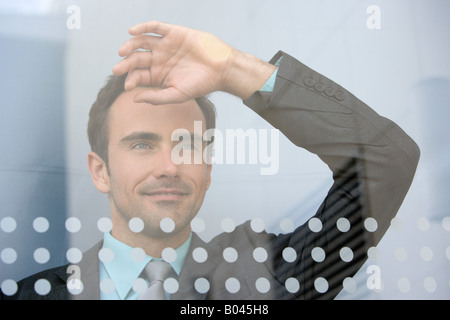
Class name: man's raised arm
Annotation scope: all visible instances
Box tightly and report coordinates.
[241,51,419,298]
[114,21,420,299]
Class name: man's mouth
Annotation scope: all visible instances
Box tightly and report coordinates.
[143,189,188,201]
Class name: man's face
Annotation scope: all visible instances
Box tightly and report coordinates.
[102,88,212,240]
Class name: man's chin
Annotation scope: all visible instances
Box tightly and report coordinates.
[140,213,186,236]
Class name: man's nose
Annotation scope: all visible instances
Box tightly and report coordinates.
[153,146,179,178]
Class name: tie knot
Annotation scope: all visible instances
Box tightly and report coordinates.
[143,260,174,283]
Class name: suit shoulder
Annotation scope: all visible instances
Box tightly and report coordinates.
[1,264,69,300]
[207,220,276,250]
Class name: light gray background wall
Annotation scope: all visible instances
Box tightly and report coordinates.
[1,0,449,299]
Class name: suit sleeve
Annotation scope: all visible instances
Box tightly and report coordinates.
[243,51,420,299]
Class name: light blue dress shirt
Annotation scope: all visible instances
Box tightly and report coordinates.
[98,59,281,300]
[260,57,281,92]
[99,232,192,300]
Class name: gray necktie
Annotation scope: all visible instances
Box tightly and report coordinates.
[138,260,174,300]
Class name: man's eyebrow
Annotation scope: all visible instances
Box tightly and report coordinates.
[119,131,162,144]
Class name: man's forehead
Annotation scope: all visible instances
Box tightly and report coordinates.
[108,88,207,134]
[112,87,201,110]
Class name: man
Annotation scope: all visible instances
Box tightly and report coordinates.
[2,21,419,300]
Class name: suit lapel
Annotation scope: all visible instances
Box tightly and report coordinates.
[171,233,218,300]
[76,240,102,300]
[53,240,102,300]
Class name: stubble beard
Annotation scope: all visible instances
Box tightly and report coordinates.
[111,190,200,241]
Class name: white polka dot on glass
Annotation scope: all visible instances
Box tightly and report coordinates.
[225,277,240,294]
[314,277,328,293]
[129,217,144,233]
[33,217,49,233]
[160,217,175,233]
[424,277,437,293]
[395,247,408,262]
[97,217,113,233]
[285,277,300,294]
[192,247,208,263]
[253,247,268,263]
[1,248,17,264]
[34,279,51,296]
[342,277,357,293]
[100,278,115,294]
[132,278,147,294]
[1,217,17,233]
[65,217,81,233]
[282,247,297,263]
[311,247,325,263]
[339,247,354,262]
[390,217,403,232]
[250,218,265,233]
[442,217,450,231]
[34,247,50,264]
[255,277,270,294]
[130,247,146,263]
[1,279,18,296]
[397,277,411,293]
[367,246,381,262]
[280,218,294,233]
[420,246,433,262]
[67,278,84,296]
[162,247,177,263]
[66,248,83,264]
[417,217,430,232]
[308,218,322,233]
[221,218,235,233]
[163,278,179,294]
[336,217,350,233]
[98,247,114,263]
[364,217,378,232]
[190,217,205,233]
[223,247,238,263]
[194,277,210,294]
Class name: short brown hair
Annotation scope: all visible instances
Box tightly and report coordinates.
[87,73,216,164]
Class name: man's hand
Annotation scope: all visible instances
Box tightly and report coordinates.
[112,21,277,104]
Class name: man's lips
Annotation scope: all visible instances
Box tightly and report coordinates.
[142,189,188,201]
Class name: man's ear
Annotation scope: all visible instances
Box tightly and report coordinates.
[87,152,110,194]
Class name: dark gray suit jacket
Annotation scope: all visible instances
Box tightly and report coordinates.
[2,51,420,300]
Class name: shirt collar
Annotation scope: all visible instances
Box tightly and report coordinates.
[101,232,192,300]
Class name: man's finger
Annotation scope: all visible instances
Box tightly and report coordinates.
[113,51,153,76]
[134,87,188,105]
[118,35,161,57]
[128,20,172,37]
[125,68,152,91]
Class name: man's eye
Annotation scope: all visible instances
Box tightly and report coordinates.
[132,143,151,150]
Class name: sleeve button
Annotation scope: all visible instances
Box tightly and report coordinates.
[325,87,335,97]
[335,90,346,101]
[314,82,325,92]
[304,78,314,87]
